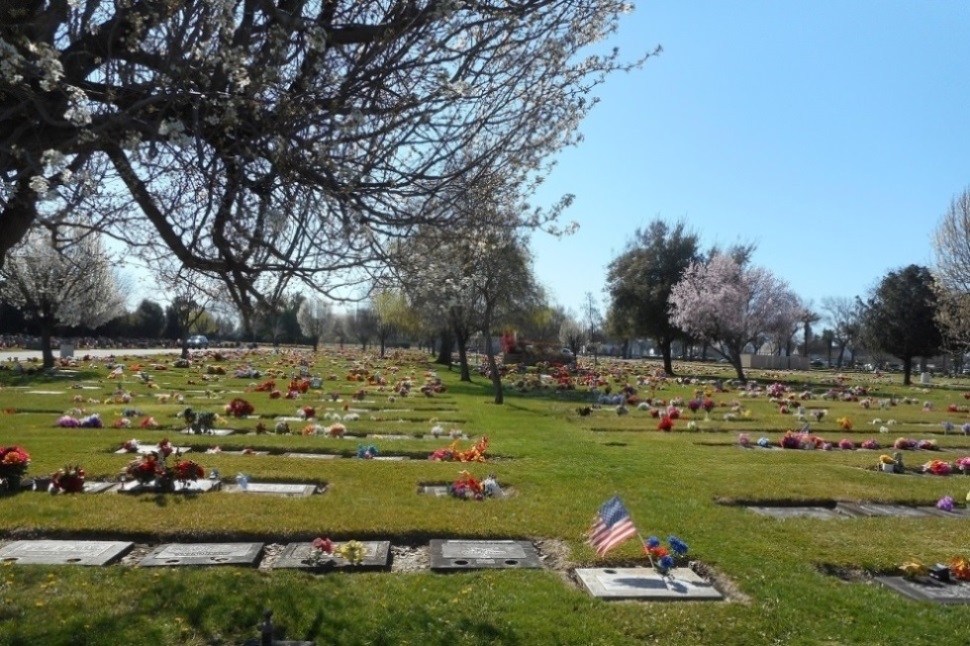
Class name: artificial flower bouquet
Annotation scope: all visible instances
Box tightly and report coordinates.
[306,537,367,567]
[644,535,689,577]
[50,464,86,493]
[449,471,502,500]
[0,445,30,491]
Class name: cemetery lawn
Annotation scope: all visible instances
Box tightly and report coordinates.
[0,350,969,645]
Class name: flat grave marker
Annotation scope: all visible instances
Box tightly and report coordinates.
[747,506,847,520]
[82,481,116,494]
[876,576,970,604]
[139,542,263,567]
[114,445,191,455]
[429,539,541,570]
[273,541,391,570]
[284,452,341,460]
[836,503,935,518]
[180,428,235,436]
[418,485,451,497]
[575,567,723,601]
[0,540,133,566]
[226,482,318,496]
[117,479,219,494]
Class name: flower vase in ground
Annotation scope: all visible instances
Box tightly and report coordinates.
[0,445,31,494]
[51,464,86,494]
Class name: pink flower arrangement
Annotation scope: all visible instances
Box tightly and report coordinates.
[860,439,879,450]
[838,438,855,450]
[955,456,970,473]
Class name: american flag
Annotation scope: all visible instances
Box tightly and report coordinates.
[587,496,638,556]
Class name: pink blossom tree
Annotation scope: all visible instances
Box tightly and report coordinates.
[669,253,800,381]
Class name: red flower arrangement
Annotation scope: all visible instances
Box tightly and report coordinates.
[0,445,30,490]
[253,380,276,392]
[157,438,173,458]
[51,464,86,493]
[172,458,204,483]
[125,453,163,485]
[657,415,673,432]
[226,398,254,417]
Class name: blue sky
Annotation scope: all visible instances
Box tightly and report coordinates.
[530,1,970,321]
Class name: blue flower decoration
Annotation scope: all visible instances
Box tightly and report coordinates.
[668,536,689,556]
[757,437,770,447]
[658,555,675,571]
[646,536,660,549]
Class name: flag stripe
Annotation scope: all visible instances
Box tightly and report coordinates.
[587,495,637,556]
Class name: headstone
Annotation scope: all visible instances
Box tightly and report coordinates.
[747,506,846,520]
[368,434,411,441]
[920,372,931,385]
[372,456,409,461]
[139,542,263,567]
[835,503,933,518]
[273,541,390,570]
[60,342,74,358]
[876,576,970,604]
[226,483,318,496]
[0,540,133,566]
[575,567,723,600]
[429,539,542,570]
[283,453,340,460]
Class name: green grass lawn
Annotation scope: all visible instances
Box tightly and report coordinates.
[0,350,969,645]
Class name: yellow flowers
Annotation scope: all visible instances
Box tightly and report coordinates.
[879,454,896,465]
[339,540,366,565]
[899,560,926,578]
[837,416,852,431]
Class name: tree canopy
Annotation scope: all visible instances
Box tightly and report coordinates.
[2,1,645,319]
[860,264,942,385]
[669,253,799,382]
[606,219,700,374]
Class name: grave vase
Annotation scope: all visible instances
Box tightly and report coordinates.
[0,476,21,494]
[881,462,895,473]
[156,475,176,493]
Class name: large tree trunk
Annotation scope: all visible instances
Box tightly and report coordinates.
[457,343,471,381]
[453,325,471,382]
[485,336,503,404]
[435,329,453,365]
[40,320,55,369]
[903,356,913,386]
[659,337,674,376]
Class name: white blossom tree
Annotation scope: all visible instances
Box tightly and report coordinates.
[669,253,800,382]
[1,231,125,368]
[297,297,334,352]
[1,2,650,319]
[386,171,540,401]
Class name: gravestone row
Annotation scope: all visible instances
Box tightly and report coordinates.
[745,503,970,520]
[0,539,727,601]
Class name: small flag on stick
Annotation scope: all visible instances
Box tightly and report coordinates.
[587,495,638,556]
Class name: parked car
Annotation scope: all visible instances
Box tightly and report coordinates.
[186,335,209,349]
